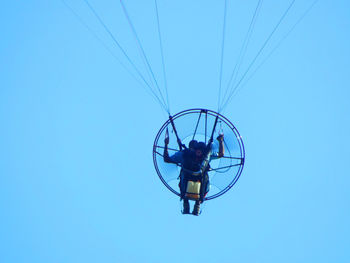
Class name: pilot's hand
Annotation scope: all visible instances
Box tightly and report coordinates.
[164,136,169,145]
[217,134,224,142]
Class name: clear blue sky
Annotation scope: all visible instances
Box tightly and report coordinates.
[1,1,349,262]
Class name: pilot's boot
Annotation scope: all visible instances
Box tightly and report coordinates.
[182,199,190,214]
[192,201,201,216]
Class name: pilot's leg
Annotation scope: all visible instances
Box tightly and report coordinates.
[192,200,201,216]
[183,199,190,214]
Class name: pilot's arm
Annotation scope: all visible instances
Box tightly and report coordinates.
[217,134,225,158]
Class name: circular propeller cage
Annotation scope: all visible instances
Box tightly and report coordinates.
[153,109,245,200]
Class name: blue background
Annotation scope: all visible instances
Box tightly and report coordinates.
[1,0,349,262]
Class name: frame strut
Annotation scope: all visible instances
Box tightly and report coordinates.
[192,111,202,140]
[205,111,208,144]
[210,163,243,171]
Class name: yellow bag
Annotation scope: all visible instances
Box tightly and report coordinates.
[185,181,201,200]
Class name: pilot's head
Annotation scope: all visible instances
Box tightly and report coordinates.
[195,142,206,158]
[188,140,198,150]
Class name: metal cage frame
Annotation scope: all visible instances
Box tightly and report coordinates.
[153,108,245,200]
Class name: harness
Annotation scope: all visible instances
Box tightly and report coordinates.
[179,149,212,201]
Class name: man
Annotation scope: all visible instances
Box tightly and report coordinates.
[163,135,225,215]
